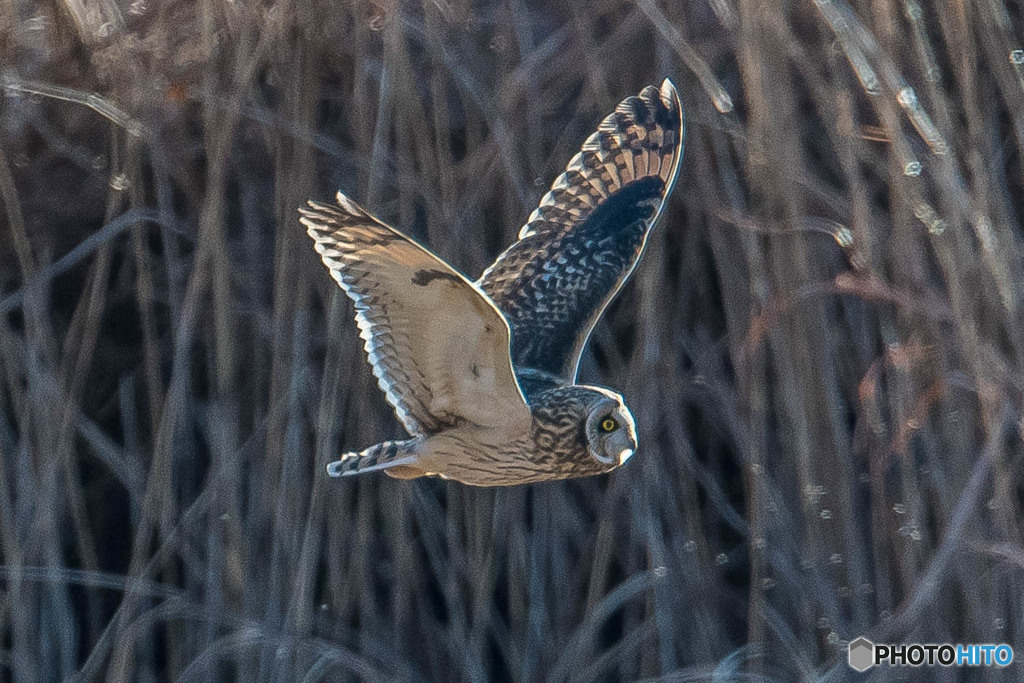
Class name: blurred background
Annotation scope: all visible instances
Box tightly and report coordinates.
[1,0,1023,680]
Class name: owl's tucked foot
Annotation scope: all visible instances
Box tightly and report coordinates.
[326,440,421,479]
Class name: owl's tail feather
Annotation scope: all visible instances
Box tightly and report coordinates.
[326,439,421,479]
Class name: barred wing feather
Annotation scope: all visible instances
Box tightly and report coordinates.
[478,79,685,381]
[300,194,531,435]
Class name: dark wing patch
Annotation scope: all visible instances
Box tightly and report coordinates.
[478,80,685,381]
[411,269,463,287]
[480,178,664,379]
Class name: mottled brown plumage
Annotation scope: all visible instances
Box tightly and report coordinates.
[300,80,684,486]
[480,80,683,381]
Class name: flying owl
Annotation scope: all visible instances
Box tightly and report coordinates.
[299,80,684,486]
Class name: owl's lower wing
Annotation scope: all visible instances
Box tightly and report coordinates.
[478,80,684,382]
[300,194,531,435]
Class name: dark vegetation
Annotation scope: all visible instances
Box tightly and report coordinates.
[1,0,1023,680]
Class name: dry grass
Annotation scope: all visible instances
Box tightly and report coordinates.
[1,0,1023,680]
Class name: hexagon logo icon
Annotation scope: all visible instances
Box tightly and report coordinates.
[848,637,875,672]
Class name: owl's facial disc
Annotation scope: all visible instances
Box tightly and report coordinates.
[585,397,638,469]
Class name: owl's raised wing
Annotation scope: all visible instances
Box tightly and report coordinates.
[478,80,684,382]
[300,193,531,436]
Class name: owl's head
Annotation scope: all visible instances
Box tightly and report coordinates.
[579,387,638,470]
[530,384,638,477]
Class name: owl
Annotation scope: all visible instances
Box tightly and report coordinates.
[299,80,684,486]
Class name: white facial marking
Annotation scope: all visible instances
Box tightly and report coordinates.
[618,448,634,466]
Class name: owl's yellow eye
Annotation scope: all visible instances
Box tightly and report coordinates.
[600,418,618,432]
